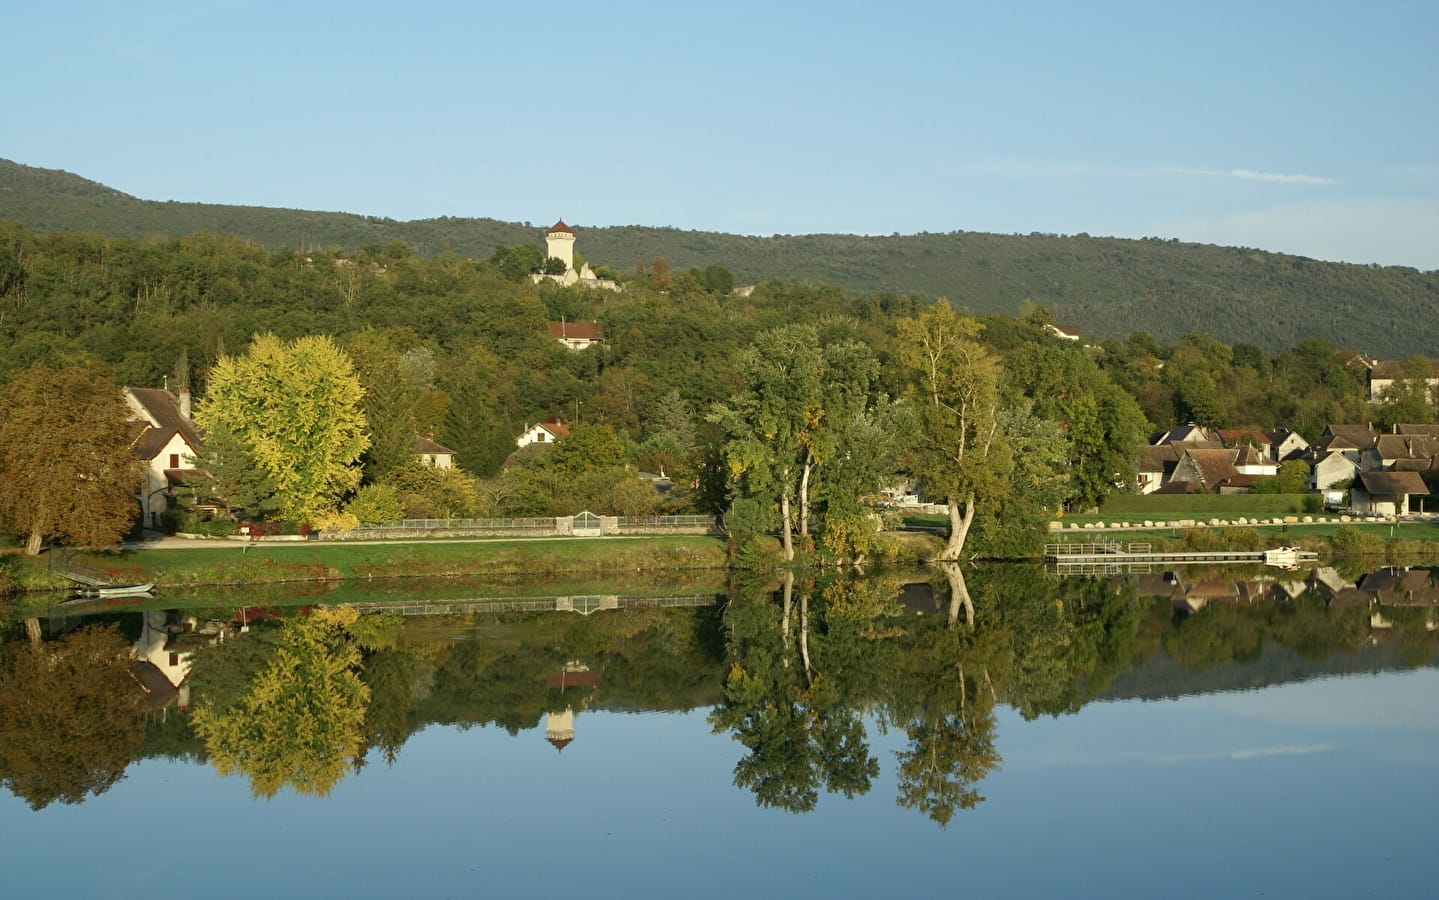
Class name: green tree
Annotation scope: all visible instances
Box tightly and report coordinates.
[0,363,140,554]
[895,302,1005,560]
[1376,355,1436,426]
[190,420,283,521]
[542,423,629,475]
[195,334,369,523]
[710,325,827,560]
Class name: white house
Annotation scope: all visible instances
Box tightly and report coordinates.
[516,418,571,449]
[1351,470,1429,517]
[416,434,455,469]
[124,386,204,528]
[1311,450,1360,492]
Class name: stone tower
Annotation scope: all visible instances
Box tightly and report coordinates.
[545,219,575,273]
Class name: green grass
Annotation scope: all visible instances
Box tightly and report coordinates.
[50,536,729,589]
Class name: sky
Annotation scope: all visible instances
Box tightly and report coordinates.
[5,1,1436,270]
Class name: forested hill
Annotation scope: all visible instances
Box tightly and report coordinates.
[4,157,1437,353]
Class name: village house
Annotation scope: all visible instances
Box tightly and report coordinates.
[1168,448,1253,494]
[1266,428,1311,462]
[1350,470,1429,517]
[416,434,455,469]
[548,319,605,351]
[1311,449,1360,493]
[1366,358,1439,403]
[124,385,204,528]
[516,418,571,448]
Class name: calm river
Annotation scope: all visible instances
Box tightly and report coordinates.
[2,564,1435,898]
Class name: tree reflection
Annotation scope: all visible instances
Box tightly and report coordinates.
[0,625,144,810]
[886,574,1007,827]
[191,606,370,798]
[710,572,883,813]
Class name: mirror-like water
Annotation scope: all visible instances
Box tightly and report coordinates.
[3,565,1435,898]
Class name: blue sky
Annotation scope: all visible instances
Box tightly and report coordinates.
[6,1,1436,269]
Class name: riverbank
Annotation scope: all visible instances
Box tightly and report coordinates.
[2,535,730,595]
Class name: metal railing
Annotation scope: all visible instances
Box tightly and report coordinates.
[353,517,560,531]
[616,514,719,527]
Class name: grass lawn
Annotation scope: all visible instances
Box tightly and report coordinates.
[43,535,730,588]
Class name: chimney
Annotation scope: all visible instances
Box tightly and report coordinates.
[179,387,192,420]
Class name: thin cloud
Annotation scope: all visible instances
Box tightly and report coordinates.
[1228,169,1338,185]
[967,160,1338,186]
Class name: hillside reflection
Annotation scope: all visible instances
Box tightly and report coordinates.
[2,565,1436,820]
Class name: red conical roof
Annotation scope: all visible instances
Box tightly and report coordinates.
[548,219,574,234]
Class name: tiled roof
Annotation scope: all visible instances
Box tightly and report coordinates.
[547,321,604,341]
[1374,434,1439,460]
[1182,449,1241,490]
[1369,359,1439,380]
[415,434,454,455]
[126,387,201,447]
[1321,424,1377,450]
[547,219,574,234]
[1356,470,1429,495]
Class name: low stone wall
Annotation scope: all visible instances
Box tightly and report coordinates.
[1048,515,1355,532]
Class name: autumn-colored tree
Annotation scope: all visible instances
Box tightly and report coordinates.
[0,625,145,809]
[191,606,370,798]
[0,363,140,554]
[195,334,369,523]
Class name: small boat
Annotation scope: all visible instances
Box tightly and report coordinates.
[1262,547,1309,567]
[76,583,156,598]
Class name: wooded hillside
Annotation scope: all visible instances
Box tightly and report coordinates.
[4,158,1435,354]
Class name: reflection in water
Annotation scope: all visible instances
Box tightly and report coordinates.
[2,565,1436,819]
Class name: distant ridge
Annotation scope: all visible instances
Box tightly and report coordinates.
[3,157,1437,352]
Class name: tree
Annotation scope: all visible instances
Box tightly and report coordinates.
[190,420,283,521]
[1376,356,1437,426]
[710,325,827,560]
[195,334,369,523]
[0,363,140,554]
[895,302,1005,560]
[0,625,145,809]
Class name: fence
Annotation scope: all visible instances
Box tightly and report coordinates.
[354,517,561,531]
[336,512,721,539]
[616,514,720,530]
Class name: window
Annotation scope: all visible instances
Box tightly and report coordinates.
[169,454,180,469]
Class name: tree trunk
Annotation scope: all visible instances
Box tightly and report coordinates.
[25,529,43,556]
[936,494,976,561]
[780,569,793,665]
[23,617,42,644]
[798,458,813,538]
[799,586,813,687]
[938,562,975,628]
[779,489,795,561]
